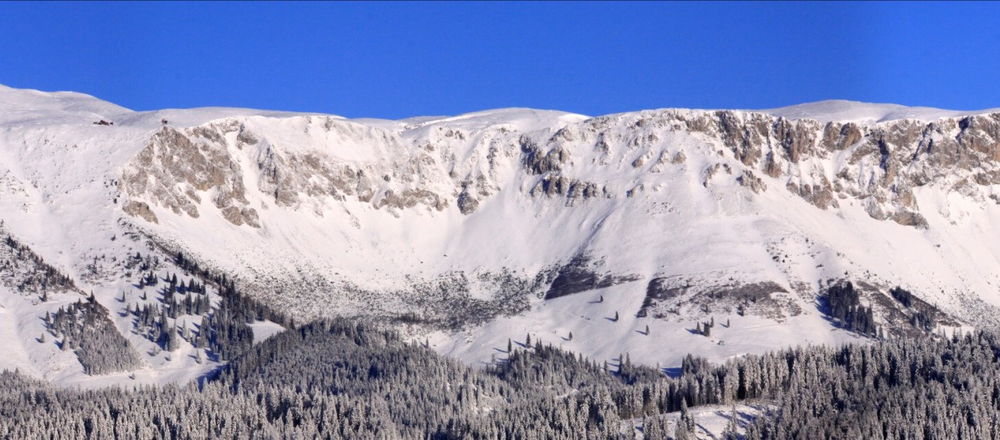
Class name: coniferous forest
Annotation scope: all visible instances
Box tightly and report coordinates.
[4,309,1000,439]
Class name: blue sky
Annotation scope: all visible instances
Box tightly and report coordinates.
[2,2,999,118]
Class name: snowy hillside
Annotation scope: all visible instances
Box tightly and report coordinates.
[1,84,1000,385]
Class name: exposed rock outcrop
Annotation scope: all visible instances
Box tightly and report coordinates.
[120,108,1000,232]
[121,126,258,227]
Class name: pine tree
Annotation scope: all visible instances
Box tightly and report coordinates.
[722,404,740,439]
[676,399,694,440]
[681,399,695,432]
[166,327,180,351]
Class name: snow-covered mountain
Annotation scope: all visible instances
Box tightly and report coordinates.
[2,84,1000,386]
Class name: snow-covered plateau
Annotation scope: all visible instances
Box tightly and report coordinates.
[2,83,1000,386]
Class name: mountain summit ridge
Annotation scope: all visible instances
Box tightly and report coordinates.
[4,83,1000,125]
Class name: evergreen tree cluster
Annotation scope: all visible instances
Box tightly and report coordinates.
[887,286,938,332]
[889,286,914,308]
[46,295,142,375]
[745,331,1000,439]
[0,228,75,298]
[824,281,878,336]
[171,250,288,326]
[0,318,769,439]
[129,271,277,360]
[135,249,294,361]
[695,317,716,337]
[130,303,195,352]
[201,295,258,361]
[138,271,159,288]
[10,313,1000,439]
[123,251,159,277]
[156,273,212,319]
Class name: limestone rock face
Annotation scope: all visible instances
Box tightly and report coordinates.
[121,117,459,225]
[122,200,157,224]
[591,109,1000,228]
[121,125,258,227]
[119,108,1000,232]
[737,170,766,194]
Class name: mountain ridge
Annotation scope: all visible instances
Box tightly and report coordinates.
[7,83,1000,125]
[1,84,999,387]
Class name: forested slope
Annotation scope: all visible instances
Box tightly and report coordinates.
[2,317,999,439]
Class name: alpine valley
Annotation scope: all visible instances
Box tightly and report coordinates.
[3,84,1000,386]
[4,84,1000,437]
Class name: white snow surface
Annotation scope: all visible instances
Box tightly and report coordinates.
[762,99,1000,123]
[0,84,999,386]
[626,402,770,439]
[250,320,285,344]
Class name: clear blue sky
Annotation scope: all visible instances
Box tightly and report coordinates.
[2,2,1000,119]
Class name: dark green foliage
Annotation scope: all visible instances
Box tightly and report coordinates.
[0,227,75,298]
[890,286,914,308]
[745,331,1000,439]
[696,319,715,336]
[166,249,291,360]
[910,309,935,331]
[15,287,986,440]
[47,299,142,375]
[824,281,878,336]
[0,318,777,439]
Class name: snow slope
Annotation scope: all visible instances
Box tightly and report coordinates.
[1,84,999,385]
[762,99,1000,123]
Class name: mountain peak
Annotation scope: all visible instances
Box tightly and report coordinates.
[0,84,132,125]
[760,99,1000,123]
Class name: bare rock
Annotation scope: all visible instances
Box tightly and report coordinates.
[737,170,767,193]
[457,187,479,215]
[122,200,157,224]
